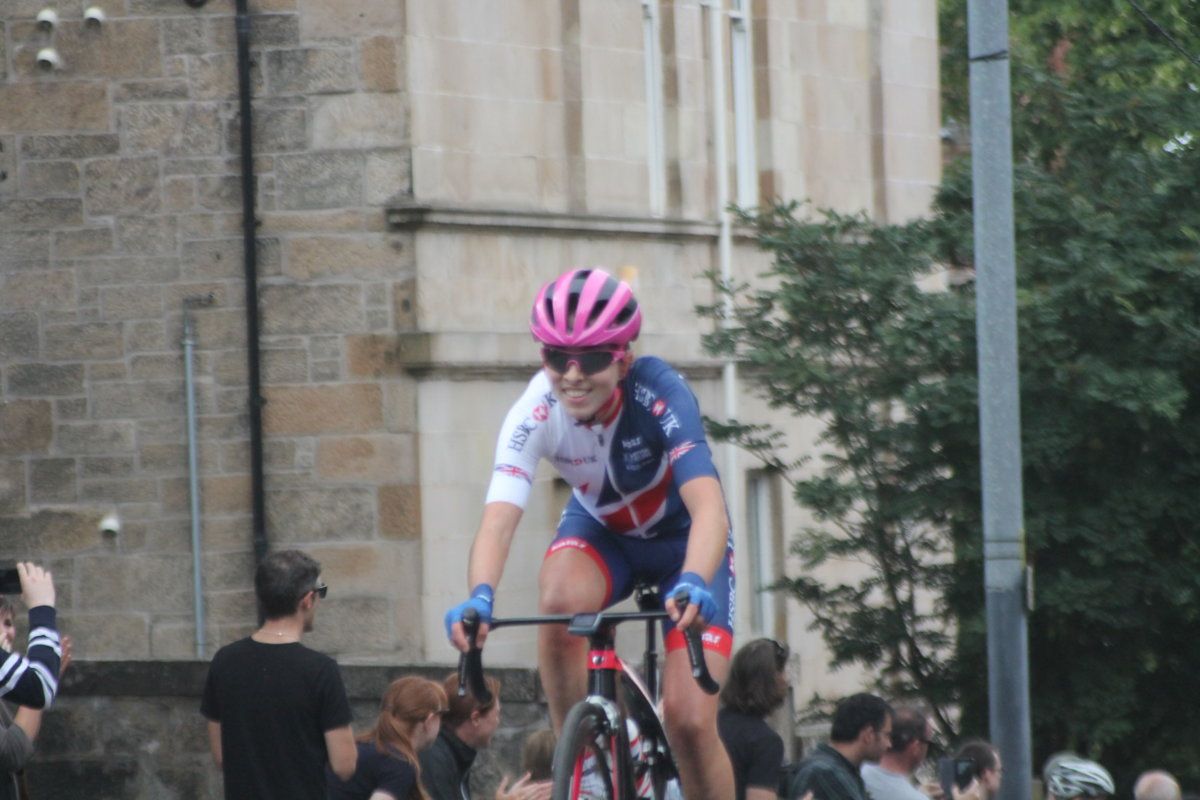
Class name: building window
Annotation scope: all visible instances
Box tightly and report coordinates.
[745,469,781,635]
[641,0,667,215]
[729,0,758,208]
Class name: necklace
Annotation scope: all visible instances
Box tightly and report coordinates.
[256,627,298,642]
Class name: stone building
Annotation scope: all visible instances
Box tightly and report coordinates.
[1,0,939,795]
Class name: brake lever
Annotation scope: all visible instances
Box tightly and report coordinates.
[671,589,720,695]
[456,608,494,704]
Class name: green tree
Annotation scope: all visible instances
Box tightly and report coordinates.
[703,0,1200,787]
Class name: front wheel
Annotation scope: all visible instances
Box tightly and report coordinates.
[552,701,630,800]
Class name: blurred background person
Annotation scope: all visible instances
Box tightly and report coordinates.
[201,549,355,800]
[953,740,1003,800]
[785,693,894,800]
[717,638,790,800]
[1,592,71,800]
[0,564,61,710]
[327,675,447,800]
[1134,771,1182,800]
[1044,754,1114,800]
[862,708,938,800]
[419,674,547,800]
[520,728,555,782]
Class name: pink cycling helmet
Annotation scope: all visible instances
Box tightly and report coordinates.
[530,268,642,348]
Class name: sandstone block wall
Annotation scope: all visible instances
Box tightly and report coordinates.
[0,0,418,662]
[2,0,941,708]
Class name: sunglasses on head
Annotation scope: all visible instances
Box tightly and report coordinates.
[541,347,626,376]
[768,638,789,668]
[311,580,328,600]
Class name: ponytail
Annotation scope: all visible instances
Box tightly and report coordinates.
[357,676,448,800]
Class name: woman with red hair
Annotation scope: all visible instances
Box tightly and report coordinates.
[328,676,448,800]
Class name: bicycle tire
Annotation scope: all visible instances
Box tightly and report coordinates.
[552,701,631,800]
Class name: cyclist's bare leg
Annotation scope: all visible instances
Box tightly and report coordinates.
[662,645,734,800]
[536,547,608,734]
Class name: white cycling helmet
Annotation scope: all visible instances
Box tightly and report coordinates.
[1045,755,1115,799]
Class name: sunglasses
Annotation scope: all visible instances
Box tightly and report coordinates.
[768,638,789,669]
[541,347,626,376]
[311,580,328,600]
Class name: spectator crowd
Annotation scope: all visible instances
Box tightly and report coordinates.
[4,549,1187,800]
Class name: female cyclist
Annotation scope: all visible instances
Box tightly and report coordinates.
[444,267,736,800]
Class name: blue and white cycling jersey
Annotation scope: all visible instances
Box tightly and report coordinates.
[486,357,720,539]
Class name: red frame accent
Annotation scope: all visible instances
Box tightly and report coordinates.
[664,626,734,658]
[588,648,621,670]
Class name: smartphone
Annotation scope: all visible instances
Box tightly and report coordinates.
[955,757,977,789]
[0,566,20,595]
[938,757,977,798]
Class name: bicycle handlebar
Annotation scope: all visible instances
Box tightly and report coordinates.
[456,593,720,702]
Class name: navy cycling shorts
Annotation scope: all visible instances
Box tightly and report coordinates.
[546,498,735,657]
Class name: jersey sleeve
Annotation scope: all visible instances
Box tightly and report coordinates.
[0,606,61,709]
[637,358,719,486]
[484,373,554,509]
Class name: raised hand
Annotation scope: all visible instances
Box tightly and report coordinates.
[18,562,56,609]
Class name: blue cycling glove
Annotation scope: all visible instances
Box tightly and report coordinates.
[667,572,717,625]
[444,583,494,642]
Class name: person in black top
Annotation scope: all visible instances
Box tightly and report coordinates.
[419,673,548,800]
[200,549,356,800]
[717,638,790,800]
[327,676,448,800]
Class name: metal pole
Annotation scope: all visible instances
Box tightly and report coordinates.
[703,0,744,634]
[967,2,1032,798]
[183,295,214,659]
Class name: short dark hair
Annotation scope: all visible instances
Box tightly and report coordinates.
[720,638,789,716]
[957,739,999,779]
[254,549,321,620]
[829,693,893,743]
[888,707,929,752]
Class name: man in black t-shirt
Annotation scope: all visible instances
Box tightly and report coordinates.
[201,549,355,800]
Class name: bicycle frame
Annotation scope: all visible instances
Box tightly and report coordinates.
[458,589,718,799]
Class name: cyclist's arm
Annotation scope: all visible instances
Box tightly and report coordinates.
[671,475,730,629]
[449,500,525,651]
[468,501,524,595]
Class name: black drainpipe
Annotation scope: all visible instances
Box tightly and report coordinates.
[234,0,269,565]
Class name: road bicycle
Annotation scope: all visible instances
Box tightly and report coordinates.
[458,584,720,800]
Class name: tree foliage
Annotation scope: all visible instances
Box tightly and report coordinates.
[702,0,1200,788]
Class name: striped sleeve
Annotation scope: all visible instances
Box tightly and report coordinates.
[0,606,61,708]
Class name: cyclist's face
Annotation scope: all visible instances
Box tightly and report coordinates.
[544,349,629,422]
